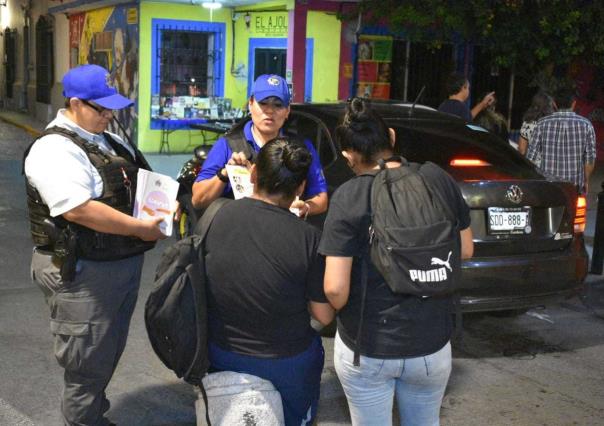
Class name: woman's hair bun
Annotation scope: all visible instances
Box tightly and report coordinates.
[344,98,372,131]
[255,137,312,198]
[282,142,312,174]
[336,97,391,163]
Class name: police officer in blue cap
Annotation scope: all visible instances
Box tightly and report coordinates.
[24,64,166,426]
[192,74,328,217]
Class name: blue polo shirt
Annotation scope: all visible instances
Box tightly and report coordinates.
[195,120,328,198]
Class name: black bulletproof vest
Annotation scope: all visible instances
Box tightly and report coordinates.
[23,126,155,260]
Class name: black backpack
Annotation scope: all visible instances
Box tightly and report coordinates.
[369,158,461,297]
[144,198,230,424]
[352,157,461,366]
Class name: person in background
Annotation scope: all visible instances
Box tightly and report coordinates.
[204,137,335,426]
[474,92,510,142]
[23,64,166,426]
[527,86,596,194]
[192,74,328,218]
[438,72,495,122]
[518,91,555,164]
[319,98,473,426]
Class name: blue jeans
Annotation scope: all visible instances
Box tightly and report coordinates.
[334,331,452,426]
[209,335,324,426]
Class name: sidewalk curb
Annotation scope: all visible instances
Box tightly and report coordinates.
[0,115,42,137]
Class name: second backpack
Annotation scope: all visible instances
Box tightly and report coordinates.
[369,158,461,297]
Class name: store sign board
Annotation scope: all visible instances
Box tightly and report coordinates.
[253,13,288,37]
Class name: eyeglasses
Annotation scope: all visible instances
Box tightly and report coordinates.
[81,99,112,115]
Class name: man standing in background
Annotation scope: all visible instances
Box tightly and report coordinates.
[528,87,596,194]
[438,72,495,122]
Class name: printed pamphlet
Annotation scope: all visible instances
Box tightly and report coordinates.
[133,169,179,236]
[225,165,254,199]
[224,165,302,217]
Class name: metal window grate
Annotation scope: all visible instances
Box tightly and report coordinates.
[36,16,54,104]
[155,24,220,97]
[4,28,16,99]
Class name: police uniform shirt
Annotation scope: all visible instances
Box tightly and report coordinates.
[195,120,328,198]
[24,109,135,217]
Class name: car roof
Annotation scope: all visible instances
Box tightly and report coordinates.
[290,101,464,125]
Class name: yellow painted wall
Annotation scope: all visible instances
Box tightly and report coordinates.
[306,11,341,103]
[231,10,289,106]
[139,2,235,152]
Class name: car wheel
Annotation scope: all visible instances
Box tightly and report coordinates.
[176,193,200,240]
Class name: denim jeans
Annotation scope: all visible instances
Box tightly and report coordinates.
[334,331,452,426]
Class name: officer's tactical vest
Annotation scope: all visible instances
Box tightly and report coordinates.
[23,126,155,261]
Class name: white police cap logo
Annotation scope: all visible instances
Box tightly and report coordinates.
[105,73,115,89]
[267,77,280,86]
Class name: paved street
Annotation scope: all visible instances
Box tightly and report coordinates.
[1,116,604,425]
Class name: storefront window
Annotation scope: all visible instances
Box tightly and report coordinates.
[160,30,212,97]
[151,19,226,129]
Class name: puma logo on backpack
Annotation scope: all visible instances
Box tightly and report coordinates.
[431,251,453,272]
[368,158,461,297]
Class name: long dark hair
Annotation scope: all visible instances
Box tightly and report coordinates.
[335,98,391,164]
[255,137,311,199]
[523,91,554,122]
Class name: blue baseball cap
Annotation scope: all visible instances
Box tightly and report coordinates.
[251,74,290,106]
[62,64,133,110]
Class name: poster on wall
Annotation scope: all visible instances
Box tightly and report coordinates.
[68,4,139,142]
[356,35,392,100]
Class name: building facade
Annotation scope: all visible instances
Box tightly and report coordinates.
[6,1,599,153]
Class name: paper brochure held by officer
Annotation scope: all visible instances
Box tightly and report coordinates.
[134,169,179,236]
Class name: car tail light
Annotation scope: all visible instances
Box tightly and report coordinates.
[450,158,491,167]
[574,195,586,233]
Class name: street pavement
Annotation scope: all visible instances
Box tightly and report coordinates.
[2,110,604,425]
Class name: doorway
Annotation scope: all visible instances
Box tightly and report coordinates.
[248,38,314,102]
[254,48,286,80]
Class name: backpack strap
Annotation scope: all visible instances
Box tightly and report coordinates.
[225,128,256,163]
[188,197,231,426]
[353,254,369,366]
[193,197,232,239]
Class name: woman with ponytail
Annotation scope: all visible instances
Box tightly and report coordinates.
[319,98,473,426]
[204,137,334,426]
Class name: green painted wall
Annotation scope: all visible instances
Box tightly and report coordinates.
[307,11,341,103]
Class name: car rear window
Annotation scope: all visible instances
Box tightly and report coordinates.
[390,119,543,181]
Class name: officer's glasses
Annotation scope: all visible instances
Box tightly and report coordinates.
[81,99,113,115]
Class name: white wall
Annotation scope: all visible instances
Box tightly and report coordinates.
[0,0,68,120]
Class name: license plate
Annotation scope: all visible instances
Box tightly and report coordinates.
[488,207,531,235]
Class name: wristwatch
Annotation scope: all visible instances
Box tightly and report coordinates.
[216,167,229,183]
